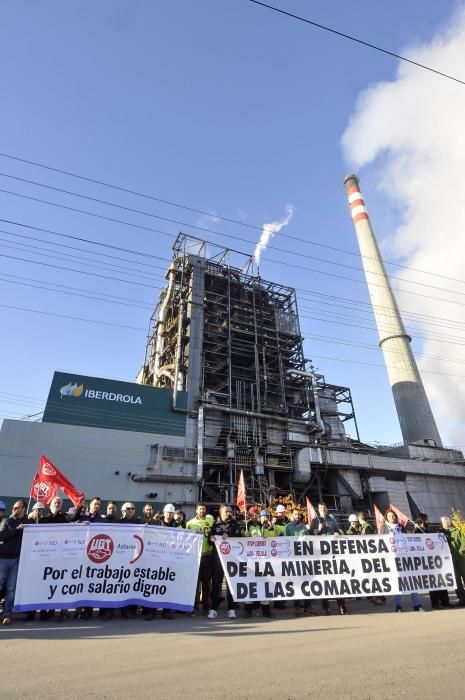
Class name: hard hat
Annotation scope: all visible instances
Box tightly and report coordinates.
[163,503,176,513]
[32,502,46,510]
[348,514,358,523]
[260,509,269,517]
[276,504,286,514]
[0,500,5,509]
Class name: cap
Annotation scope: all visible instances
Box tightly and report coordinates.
[32,502,46,510]
[260,509,269,517]
[0,500,5,510]
[348,514,358,523]
[248,506,259,516]
[276,504,286,514]
[163,503,176,513]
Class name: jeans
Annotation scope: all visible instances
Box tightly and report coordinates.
[394,592,420,608]
[0,558,19,616]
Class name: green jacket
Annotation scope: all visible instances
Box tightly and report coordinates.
[284,521,309,537]
[448,526,465,559]
[186,514,214,554]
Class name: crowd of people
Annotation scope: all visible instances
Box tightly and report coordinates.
[1,497,464,626]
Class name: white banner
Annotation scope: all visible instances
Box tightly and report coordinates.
[14,523,203,612]
[215,533,456,602]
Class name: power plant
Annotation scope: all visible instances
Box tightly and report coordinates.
[0,176,464,521]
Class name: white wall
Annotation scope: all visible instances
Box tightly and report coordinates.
[0,420,196,508]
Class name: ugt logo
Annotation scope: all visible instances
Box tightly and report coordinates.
[87,534,114,563]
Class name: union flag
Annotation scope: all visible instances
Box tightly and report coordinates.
[236,470,246,513]
[38,454,84,506]
[30,471,58,506]
[389,503,410,529]
[373,504,385,534]
[306,497,318,524]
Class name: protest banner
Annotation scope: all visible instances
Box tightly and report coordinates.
[14,523,203,612]
[215,533,456,602]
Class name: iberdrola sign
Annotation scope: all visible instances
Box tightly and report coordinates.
[43,371,187,435]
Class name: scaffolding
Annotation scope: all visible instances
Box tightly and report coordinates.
[139,234,359,506]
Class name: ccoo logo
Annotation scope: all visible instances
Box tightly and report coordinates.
[87,534,114,563]
[219,541,231,555]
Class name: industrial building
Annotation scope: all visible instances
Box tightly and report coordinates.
[1,176,464,521]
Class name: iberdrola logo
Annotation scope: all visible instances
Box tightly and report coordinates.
[60,382,84,398]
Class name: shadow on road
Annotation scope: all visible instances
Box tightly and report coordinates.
[0,616,361,640]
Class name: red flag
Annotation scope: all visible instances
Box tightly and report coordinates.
[306,497,317,524]
[389,503,410,529]
[236,470,246,513]
[30,471,58,506]
[373,504,385,534]
[39,455,84,507]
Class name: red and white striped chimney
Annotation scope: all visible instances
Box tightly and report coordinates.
[343,174,442,447]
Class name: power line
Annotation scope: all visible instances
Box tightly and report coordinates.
[4,172,465,297]
[3,187,465,313]
[1,153,464,286]
[0,302,147,331]
[5,216,465,334]
[248,0,465,86]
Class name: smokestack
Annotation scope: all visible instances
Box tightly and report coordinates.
[343,174,442,447]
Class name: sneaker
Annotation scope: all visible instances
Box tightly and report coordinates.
[161,610,174,620]
[207,609,217,619]
[227,609,236,619]
[261,606,274,618]
[414,605,425,612]
[243,607,253,618]
[2,617,12,626]
[396,605,403,613]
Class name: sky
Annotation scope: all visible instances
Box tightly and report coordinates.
[0,0,464,448]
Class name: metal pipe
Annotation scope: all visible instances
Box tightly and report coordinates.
[173,301,184,411]
[201,401,321,430]
[285,368,324,431]
[130,474,196,484]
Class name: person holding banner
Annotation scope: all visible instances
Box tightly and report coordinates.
[208,504,241,619]
[42,497,74,524]
[0,500,28,625]
[243,508,274,618]
[284,509,317,617]
[273,504,288,535]
[309,503,347,615]
[381,510,425,612]
[27,502,47,522]
[187,503,214,616]
[345,514,360,535]
[357,511,374,535]
[441,516,465,606]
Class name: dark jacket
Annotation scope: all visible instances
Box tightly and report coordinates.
[359,521,374,535]
[118,516,141,524]
[309,515,340,535]
[76,510,105,523]
[210,516,241,539]
[0,514,28,558]
[41,511,70,524]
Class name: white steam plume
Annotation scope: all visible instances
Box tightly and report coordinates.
[342,5,465,446]
[254,205,294,268]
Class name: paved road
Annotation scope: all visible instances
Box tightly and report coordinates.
[1,601,464,699]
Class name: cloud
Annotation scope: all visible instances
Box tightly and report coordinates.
[342,5,465,447]
[254,205,295,268]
